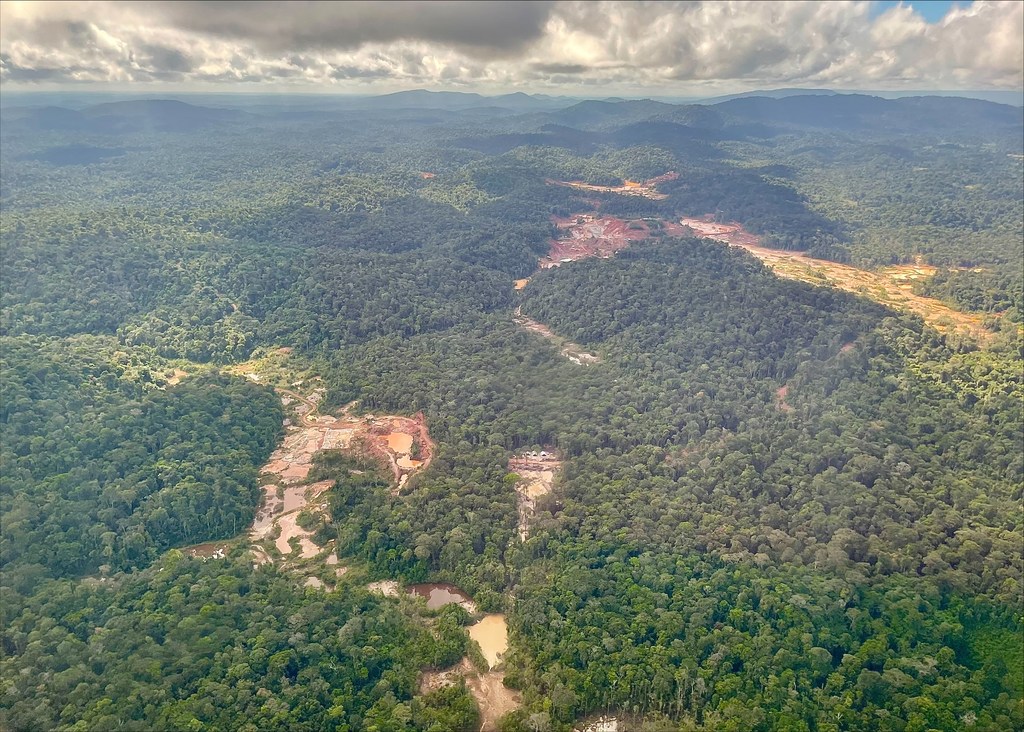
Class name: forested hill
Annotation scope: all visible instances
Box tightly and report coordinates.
[1,90,1021,731]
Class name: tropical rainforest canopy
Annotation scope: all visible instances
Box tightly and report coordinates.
[1,90,1021,732]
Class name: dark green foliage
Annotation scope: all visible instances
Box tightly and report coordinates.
[0,336,283,584]
[914,268,1024,321]
[1,92,1021,731]
[0,554,456,732]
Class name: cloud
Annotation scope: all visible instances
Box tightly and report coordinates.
[143,1,555,56]
[137,43,193,74]
[0,0,1020,92]
[530,62,590,75]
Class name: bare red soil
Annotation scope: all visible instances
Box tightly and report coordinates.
[674,216,762,247]
[546,171,677,201]
[533,211,991,342]
[360,413,435,488]
[775,385,794,413]
[541,214,651,268]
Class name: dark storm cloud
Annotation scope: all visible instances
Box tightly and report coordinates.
[530,62,589,75]
[330,64,393,80]
[144,1,556,57]
[0,52,102,82]
[137,44,194,73]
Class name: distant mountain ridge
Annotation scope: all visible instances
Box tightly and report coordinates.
[346,89,579,112]
[1,99,247,134]
[2,92,1020,143]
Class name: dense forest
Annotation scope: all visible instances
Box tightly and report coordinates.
[1,91,1021,731]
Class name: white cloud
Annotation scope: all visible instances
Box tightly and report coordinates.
[0,0,1020,92]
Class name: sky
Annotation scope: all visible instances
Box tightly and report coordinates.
[0,1,1021,96]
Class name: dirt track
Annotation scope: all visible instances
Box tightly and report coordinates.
[727,241,990,342]
[546,171,677,200]
[514,306,600,365]
[420,659,521,732]
[509,451,561,540]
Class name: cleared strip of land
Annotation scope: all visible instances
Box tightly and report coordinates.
[676,217,992,342]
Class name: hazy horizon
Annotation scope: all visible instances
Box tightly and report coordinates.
[2,86,1022,110]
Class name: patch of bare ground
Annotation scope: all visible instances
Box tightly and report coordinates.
[509,450,562,540]
[541,214,651,268]
[367,580,402,598]
[164,368,188,386]
[185,542,231,560]
[358,415,435,494]
[221,352,435,585]
[420,657,477,694]
[397,584,516,729]
[574,717,620,732]
[469,671,521,732]
[514,306,600,365]
[676,217,995,343]
[546,171,677,200]
[775,384,794,413]
[420,658,521,732]
[251,388,432,574]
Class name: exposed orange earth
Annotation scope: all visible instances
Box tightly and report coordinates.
[420,658,521,732]
[525,208,992,343]
[185,370,437,584]
[541,214,651,268]
[546,170,678,200]
[672,218,992,342]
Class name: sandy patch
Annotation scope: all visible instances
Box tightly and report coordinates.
[509,451,562,540]
[368,580,402,598]
[248,379,433,578]
[514,307,600,366]
[250,546,273,566]
[672,216,994,342]
[547,171,676,201]
[469,672,521,732]
[420,659,521,732]
[165,369,188,386]
[322,428,355,450]
[274,512,319,558]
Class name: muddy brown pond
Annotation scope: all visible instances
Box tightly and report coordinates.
[407,583,477,611]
